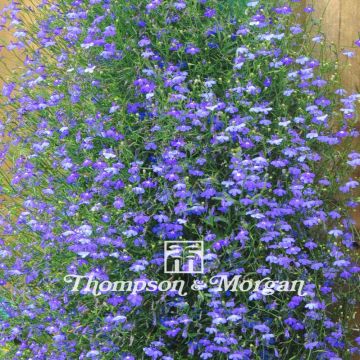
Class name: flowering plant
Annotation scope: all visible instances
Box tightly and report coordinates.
[0,0,359,359]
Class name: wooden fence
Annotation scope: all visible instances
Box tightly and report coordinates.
[305,0,360,91]
[303,1,360,231]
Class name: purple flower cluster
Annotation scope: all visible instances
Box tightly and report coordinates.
[0,0,359,359]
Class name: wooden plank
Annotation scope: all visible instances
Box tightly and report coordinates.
[338,0,360,91]
[307,0,360,91]
[336,1,360,237]
[309,0,341,47]
[306,0,360,226]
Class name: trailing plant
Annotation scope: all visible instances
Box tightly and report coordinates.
[0,0,359,359]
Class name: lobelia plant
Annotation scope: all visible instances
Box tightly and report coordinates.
[0,0,360,359]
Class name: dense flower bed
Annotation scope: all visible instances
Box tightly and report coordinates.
[0,0,360,358]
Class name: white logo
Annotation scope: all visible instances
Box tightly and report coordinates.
[164,241,204,274]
